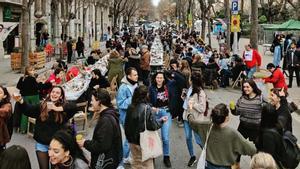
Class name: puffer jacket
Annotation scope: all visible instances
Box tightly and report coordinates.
[125,103,163,145]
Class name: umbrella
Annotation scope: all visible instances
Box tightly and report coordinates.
[0,22,19,41]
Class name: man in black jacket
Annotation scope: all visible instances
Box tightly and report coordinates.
[286,40,300,88]
[67,37,73,63]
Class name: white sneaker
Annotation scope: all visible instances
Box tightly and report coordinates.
[123,156,132,164]
[116,166,125,169]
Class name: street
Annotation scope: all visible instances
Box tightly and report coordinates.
[7,86,300,169]
[1,35,300,169]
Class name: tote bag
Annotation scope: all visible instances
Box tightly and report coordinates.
[197,124,213,169]
[140,106,163,162]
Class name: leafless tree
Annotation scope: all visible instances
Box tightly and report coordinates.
[123,0,139,25]
[21,0,35,72]
[112,0,129,32]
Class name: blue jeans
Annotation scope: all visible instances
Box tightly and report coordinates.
[119,109,130,162]
[273,46,281,67]
[206,161,231,169]
[155,108,172,156]
[183,120,202,157]
[246,66,256,79]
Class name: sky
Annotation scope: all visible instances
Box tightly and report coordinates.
[152,0,160,6]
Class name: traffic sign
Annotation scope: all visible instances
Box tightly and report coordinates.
[232,0,238,14]
[231,14,241,32]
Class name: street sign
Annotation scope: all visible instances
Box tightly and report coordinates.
[231,14,241,32]
[232,0,238,14]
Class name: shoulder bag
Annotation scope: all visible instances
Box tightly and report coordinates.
[197,124,213,169]
[140,105,163,162]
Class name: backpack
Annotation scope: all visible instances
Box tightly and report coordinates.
[270,44,275,53]
[268,129,300,169]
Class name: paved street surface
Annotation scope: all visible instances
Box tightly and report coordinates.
[2,38,300,169]
[7,87,300,169]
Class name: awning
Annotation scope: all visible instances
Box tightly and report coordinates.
[264,20,300,31]
[0,22,19,41]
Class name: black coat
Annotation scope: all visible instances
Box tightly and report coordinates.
[125,103,162,145]
[84,108,122,169]
[18,101,77,145]
[276,96,292,132]
[286,49,300,66]
[17,76,51,96]
[257,128,285,168]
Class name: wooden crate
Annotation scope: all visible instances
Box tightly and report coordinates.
[11,53,22,70]
[29,52,46,69]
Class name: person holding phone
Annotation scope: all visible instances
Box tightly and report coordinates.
[13,86,77,169]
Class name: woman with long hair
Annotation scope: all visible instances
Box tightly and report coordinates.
[188,103,256,169]
[107,50,126,86]
[14,86,78,169]
[231,79,264,143]
[0,145,31,169]
[180,59,192,88]
[149,72,172,167]
[231,79,264,167]
[77,89,122,169]
[16,66,43,133]
[0,85,12,153]
[125,85,167,169]
[182,71,206,167]
[49,130,89,169]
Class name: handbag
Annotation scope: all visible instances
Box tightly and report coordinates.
[197,124,213,169]
[140,105,163,162]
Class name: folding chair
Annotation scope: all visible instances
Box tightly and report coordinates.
[232,71,244,89]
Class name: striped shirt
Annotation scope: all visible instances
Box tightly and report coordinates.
[236,95,263,128]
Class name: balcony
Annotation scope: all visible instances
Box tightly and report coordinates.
[0,0,22,6]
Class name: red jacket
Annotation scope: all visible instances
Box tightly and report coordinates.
[243,49,262,69]
[264,68,287,90]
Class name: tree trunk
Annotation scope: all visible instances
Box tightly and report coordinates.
[241,0,244,16]
[127,15,130,25]
[21,3,30,72]
[83,8,87,38]
[250,0,258,49]
[225,0,231,50]
[95,6,98,41]
[201,11,206,41]
[100,7,104,41]
[297,0,300,20]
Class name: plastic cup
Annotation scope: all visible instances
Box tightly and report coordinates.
[13,92,22,101]
[76,134,83,141]
[229,101,235,110]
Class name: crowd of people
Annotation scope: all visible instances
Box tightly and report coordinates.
[0,24,299,169]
